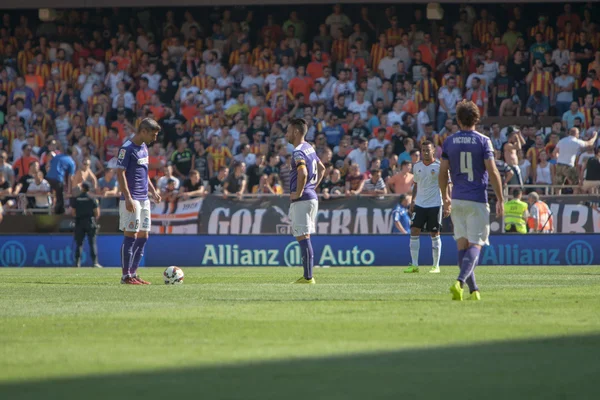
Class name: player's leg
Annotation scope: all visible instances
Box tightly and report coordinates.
[119,200,142,284]
[405,206,425,273]
[449,201,470,300]
[73,226,85,268]
[131,200,151,284]
[456,202,489,300]
[406,226,421,272]
[86,226,101,268]
[292,200,317,284]
[429,207,442,273]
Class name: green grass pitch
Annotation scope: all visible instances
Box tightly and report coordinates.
[1,266,600,400]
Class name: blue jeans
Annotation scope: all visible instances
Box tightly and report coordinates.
[555,101,571,117]
[437,111,448,132]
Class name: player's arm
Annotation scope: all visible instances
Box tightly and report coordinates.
[293,163,308,200]
[410,182,417,213]
[116,168,136,212]
[315,160,326,188]
[394,211,407,234]
[484,158,504,216]
[148,176,161,203]
[438,159,451,217]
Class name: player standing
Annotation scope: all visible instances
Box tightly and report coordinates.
[404,140,443,274]
[439,101,504,300]
[285,118,326,284]
[116,118,162,285]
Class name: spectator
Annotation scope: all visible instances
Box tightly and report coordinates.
[345,137,369,174]
[320,168,345,198]
[525,91,550,117]
[554,65,576,116]
[562,101,585,129]
[180,170,206,198]
[362,168,387,195]
[45,147,76,215]
[224,162,247,198]
[344,163,364,195]
[0,150,14,187]
[157,165,181,192]
[26,170,52,210]
[554,127,598,192]
[387,160,413,194]
[97,168,120,209]
[437,76,461,131]
[581,147,600,194]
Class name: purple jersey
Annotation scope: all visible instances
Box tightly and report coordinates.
[116,140,149,201]
[290,142,319,202]
[442,130,494,204]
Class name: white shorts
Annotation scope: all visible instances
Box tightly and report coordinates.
[288,199,318,237]
[119,199,151,232]
[451,199,490,246]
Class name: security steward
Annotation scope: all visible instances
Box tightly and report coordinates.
[504,188,529,233]
[72,182,102,268]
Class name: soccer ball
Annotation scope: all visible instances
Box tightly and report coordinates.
[163,266,184,285]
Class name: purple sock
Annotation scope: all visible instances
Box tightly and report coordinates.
[121,237,136,278]
[299,238,314,279]
[466,272,479,293]
[457,249,466,267]
[130,237,148,276]
[457,246,481,285]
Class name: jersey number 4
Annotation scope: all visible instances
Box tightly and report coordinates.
[309,160,318,184]
[460,152,474,182]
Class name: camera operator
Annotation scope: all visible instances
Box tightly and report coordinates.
[71,182,102,268]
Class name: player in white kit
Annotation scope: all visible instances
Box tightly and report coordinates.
[404,140,444,274]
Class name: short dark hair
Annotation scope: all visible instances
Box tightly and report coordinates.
[421,140,434,148]
[513,188,523,197]
[290,118,308,136]
[400,160,411,168]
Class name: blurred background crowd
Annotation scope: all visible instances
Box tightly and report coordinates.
[0,3,600,216]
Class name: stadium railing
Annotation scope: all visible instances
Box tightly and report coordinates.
[504,184,589,196]
[2,185,590,215]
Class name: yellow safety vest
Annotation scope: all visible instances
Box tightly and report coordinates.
[504,199,528,233]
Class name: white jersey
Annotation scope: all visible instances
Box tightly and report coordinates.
[413,160,442,208]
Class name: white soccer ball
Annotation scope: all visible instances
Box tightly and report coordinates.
[163,266,184,285]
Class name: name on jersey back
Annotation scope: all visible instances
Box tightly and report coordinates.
[452,137,476,144]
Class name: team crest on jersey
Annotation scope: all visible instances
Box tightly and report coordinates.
[118,149,126,160]
[431,170,436,176]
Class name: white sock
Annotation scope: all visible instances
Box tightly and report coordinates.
[431,236,441,268]
[410,236,420,266]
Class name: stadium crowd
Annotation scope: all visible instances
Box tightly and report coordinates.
[0,3,600,215]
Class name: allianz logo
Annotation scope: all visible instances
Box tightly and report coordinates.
[480,240,594,266]
[0,241,87,267]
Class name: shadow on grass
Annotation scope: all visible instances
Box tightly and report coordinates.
[2,334,599,400]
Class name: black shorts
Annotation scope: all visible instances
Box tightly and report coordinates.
[411,205,442,232]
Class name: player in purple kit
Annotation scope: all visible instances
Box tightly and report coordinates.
[285,118,326,284]
[116,118,162,285]
[439,101,504,300]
